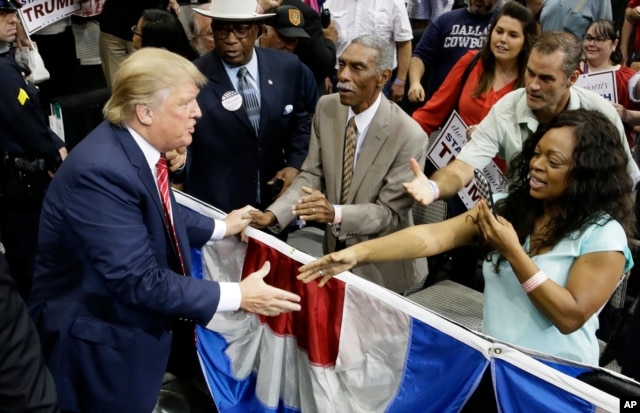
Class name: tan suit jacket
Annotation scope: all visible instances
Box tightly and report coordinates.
[268,94,429,293]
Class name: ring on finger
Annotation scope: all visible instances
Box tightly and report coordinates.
[318,269,325,276]
[312,207,316,213]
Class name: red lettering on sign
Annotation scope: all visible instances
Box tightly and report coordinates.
[467,184,480,201]
[33,4,44,18]
[437,144,453,159]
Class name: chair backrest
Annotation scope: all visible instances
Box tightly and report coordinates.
[412,199,448,225]
[609,275,628,314]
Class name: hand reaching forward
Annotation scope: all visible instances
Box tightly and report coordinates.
[239,262,302,316]
[297,249,358,287]
[402,158,435,206]
[224,205,256,236]
[247,210,276,228]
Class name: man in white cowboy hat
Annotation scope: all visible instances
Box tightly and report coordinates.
[174,0,317,233]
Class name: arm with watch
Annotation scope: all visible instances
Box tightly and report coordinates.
[390,40,411,102]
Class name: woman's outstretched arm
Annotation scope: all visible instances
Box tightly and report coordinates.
[298,205,480,286]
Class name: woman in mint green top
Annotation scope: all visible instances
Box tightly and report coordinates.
[298,109,635,365]
[483,211,632,364]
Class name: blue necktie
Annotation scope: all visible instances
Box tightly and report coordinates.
[237,66,260,136]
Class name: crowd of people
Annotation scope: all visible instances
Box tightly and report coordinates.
[2,0,640,411]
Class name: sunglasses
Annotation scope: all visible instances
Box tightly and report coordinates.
[211,24,253,40]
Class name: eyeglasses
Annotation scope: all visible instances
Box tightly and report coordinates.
[131,25,142,37]
[583,34,611,44]
[212,24,253,40]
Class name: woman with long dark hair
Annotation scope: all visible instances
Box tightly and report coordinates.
[299,109,635,365]
[412,1,537,170]
[132,9,199,61]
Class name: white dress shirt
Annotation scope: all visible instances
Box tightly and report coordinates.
[325,0,412,69]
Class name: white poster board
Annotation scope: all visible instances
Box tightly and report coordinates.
[18,0,82,35]
[574,70,618,103]
[427,111,509,209]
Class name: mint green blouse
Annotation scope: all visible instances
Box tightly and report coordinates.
[482,216,633,365]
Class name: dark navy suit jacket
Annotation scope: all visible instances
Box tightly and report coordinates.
[29,121,219,413]
[184,47,315,212]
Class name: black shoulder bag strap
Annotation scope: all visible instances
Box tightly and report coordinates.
[455,50,483,113]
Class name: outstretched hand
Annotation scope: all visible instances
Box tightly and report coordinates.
[402,158,435,206]
[247,210,276,228]
[239,262,302,316]
[297,249,358,287]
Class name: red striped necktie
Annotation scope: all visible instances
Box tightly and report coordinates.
[156,154,186,275]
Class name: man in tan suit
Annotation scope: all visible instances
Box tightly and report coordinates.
[250,34,428,293]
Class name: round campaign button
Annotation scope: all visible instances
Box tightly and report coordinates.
[221,91,242,111]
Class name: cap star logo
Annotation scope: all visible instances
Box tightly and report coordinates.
[288,9,302,26]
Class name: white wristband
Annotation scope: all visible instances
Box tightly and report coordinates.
[428,180,440,201]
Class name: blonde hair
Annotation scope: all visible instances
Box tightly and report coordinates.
[103,48,207,126]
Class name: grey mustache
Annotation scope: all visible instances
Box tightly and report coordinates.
[336,82,356,92]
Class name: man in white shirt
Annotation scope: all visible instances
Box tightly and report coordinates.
[325,0,413,102]
[405,31,640,207]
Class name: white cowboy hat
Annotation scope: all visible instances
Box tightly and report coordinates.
[194,0,275,21]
